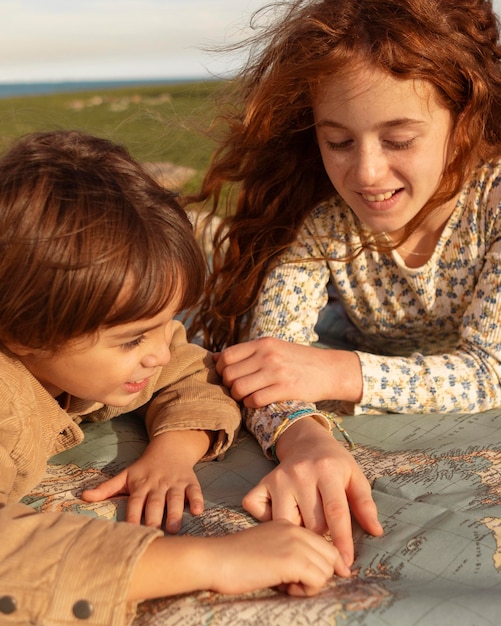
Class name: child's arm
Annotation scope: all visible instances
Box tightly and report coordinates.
[82,322,242,531]
[129,518,351,601]
[142,321,241,460]
[0,502,346,625]
[82,429,212,532]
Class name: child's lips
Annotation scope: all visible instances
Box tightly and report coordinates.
[123,377,150,393]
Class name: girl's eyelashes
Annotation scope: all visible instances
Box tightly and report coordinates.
[385,138,415,150]
[326,140,352,150]
[121,335,146,351]
[325,138,416,151]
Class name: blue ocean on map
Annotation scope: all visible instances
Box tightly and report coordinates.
[0,78,204,99]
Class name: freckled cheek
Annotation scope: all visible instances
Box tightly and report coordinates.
[319,157,339,184]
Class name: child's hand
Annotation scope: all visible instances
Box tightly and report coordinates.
[82,430,211,533]
[214,337,363,407]
[129,518,350,601]
[242,418,383,568]
[207,519,351,595]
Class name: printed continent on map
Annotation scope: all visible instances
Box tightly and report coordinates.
[21,462,127,520]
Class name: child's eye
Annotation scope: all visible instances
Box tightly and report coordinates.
[385,138,415,150]
[326,139,353,151]
[121,335,146,351]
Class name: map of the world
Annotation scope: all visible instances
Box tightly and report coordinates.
[23,409,501,625]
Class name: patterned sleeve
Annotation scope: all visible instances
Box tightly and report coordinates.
[245,220,334,456]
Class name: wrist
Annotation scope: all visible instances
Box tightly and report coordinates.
[324,349,363,403]
[129,535,215,600]
[148,429,211,464]
[274,415,333,460]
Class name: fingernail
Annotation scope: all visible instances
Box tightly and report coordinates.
[166,521,180,534]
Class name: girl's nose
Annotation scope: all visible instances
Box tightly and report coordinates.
[352,145,387,186]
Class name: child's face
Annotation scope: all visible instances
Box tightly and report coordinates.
[18,300,178,407]
[313,64,453,236]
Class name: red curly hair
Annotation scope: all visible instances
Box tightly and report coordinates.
[187,0,501,351]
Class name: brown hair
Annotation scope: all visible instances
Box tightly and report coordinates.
[0,130,205,351]
[187,0,501,350]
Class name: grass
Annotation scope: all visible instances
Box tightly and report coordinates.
[0,80,226,193]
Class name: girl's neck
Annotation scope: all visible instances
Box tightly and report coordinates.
[391,196,458,267]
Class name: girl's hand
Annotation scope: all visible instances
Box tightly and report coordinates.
[242,417,383,567]
[82,430,211,533]
[215,337,362,407]
[129,519,350,601]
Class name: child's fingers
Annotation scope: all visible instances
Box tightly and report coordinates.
[81,472,128,502]
[347,477,384,538]
[186,483,204,516]
[163,488,186,534]
[163,482,204,534]
[294,525,351,581]
[136,488,167,529]
[242,483,273,521]
[126,491,149,525]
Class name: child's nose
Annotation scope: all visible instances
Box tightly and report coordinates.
[352,145,387,186]
[142,342,171,368]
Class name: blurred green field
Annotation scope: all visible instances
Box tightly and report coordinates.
[0,80,225,193]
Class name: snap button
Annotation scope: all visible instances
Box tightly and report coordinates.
[0,595,17,614]
[72,600,94,620]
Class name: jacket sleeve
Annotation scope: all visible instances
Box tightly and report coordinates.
[0,356,159,626]
[0,445,162,626]
[143,322,242,460]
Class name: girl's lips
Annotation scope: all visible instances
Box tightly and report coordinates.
[359,188,403,209]
[361,189,398,202]
[123,377,150,394]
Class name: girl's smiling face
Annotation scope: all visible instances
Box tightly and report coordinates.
[16,300,179,407]
[313,64,454,236]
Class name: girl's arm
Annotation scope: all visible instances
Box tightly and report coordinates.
[215,336,363,408]
[241,414,383,566]
[219,173,501,415]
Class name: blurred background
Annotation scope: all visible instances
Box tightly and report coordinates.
[0,0,269,86]
[0,0,500,195]
[0,0,273,194]
[2,0,500,85]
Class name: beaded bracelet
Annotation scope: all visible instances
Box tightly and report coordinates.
[269,409,355,462]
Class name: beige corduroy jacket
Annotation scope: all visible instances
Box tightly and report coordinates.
[0,321,241,625]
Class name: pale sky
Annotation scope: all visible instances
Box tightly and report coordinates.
[0,0,268,83]
[1,0,501,83]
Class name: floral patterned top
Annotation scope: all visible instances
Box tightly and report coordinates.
[246,161,501,456]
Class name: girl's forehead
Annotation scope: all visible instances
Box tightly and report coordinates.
[313,66,442,120]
